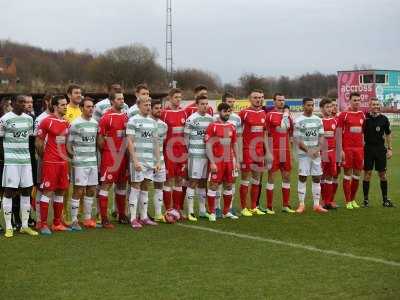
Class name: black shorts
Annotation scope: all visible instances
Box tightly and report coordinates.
[364,145,387,172]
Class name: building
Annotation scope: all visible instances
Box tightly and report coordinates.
[338,69,400,112]
[0,57,17,90]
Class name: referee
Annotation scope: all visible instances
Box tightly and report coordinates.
[362,97,394,207]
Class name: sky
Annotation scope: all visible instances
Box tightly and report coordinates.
[1,0,399,83]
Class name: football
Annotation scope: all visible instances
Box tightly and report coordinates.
[164,209,180,224]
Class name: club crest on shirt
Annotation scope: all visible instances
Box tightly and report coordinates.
[360,119,364,125]
[376,126,380,132]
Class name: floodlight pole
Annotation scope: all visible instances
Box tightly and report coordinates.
[166,0,174,88]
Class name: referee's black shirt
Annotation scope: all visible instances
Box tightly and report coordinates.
[363,112,391,147]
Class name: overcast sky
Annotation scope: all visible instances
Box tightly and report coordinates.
[2,0,399,83]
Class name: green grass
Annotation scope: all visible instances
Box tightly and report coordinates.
[1,130,400,300]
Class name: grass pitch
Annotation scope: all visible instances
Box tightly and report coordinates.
[1,130,400,300]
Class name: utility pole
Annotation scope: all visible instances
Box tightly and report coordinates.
[166,0,175,87]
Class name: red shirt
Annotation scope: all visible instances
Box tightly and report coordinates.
[160,108,187,158]
[337,111,365,148]
[238,108,267,153]
[265,110,293,150]
[322,117,337,150]
[37,115,69,163]
[184,102,214,117]
[205,121,237,162]
[98,109,128,153]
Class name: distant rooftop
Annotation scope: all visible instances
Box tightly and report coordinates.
[338,69,400,73]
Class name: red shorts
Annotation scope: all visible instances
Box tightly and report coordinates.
[165,156,187,179]
[241,148,265,172]
[343,147,364,170]
[40,162,69,191]
[209,161,234,184]
[322,150,337,177]
[269,148,292,172]
[100,151,128,184]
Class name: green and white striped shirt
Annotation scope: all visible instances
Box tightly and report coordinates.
[0,112,33,165]
[213,112,243,134]
[155,118,168,165]
[294,114,324,156]
[68,116,98,167]
[184,112,213,159]
[126,114,159,168]
[93,98,129,121]
[127,104,139,119]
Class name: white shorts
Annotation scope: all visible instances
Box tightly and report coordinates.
[153,165,166,183]
[188,157,208,179]
[72,166,98,186]
[2,165,33,188]
[130,163,154,183]
[298,155,322,177]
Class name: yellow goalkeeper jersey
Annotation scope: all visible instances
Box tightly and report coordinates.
[65,104,82,123]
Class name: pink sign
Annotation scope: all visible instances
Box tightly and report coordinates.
[338,71,376,112]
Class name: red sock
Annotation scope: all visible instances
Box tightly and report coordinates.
[239,183,249,209]
[173,188,184,210]
[98,194,108,220]
[115,193,126,217]
[40,201,49,226]
[53,202,63,226]
[178,191,185,210]
[172,189,181,210]
[343,177,352,203]
[266,185,274,209]
[163,189,172,210]
[250,184,260,209]
[223,193,232,215]
[207,194,216,214]
[351,178,359,201]
[332,180,338,202]
[282,184,290,207]
[325,183,333,205]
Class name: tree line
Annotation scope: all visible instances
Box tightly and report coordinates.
[0,40,337,98]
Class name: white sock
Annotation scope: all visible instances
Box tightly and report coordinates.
[139,191,149,220]
[298,181,306,204]
[129,187,140,221]
[312,182,321,207]
[70,198,80,222]
[215,185,222,209]
[83,196,94,220]
[20,196,31,228]
[2,197,12,230]
[129,187,140,222]
[186,187,195,215]
[154,189,163,216]
[35,190,41,221]
[197,187,207,214]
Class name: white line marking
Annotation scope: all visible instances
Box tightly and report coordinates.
[177,223,400,268]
